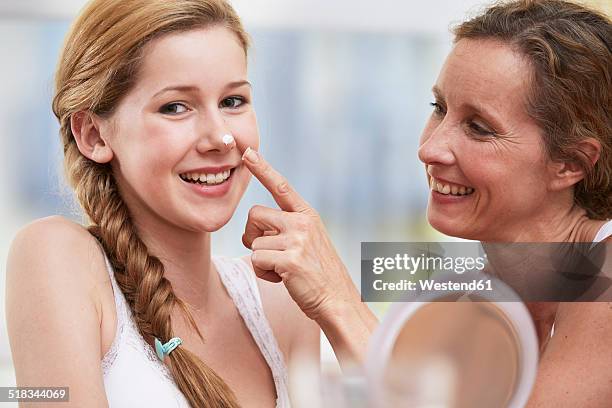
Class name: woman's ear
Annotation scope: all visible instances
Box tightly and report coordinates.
[548,138,601,191]
[70,111,114,163]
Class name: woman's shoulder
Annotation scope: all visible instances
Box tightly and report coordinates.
[7,215,110,312]
[12,215,96,249]
[529,301,612,405]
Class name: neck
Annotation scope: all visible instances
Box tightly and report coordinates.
[494,201,605,243]
[132,215,220,315]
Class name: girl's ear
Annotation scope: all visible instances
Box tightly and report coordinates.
[70,111,114,163]
[547,138,601,191]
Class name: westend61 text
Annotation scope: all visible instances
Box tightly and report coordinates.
[372,279,493,292]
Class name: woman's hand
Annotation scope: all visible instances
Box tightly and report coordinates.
[241,148,359,320]
[241,147,378,370]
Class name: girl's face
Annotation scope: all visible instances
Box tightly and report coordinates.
[101,26,258,233]
[418,38,559,241]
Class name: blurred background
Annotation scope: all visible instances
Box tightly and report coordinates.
[0,0,609,398]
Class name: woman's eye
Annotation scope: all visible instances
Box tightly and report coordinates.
[430,102,446,116]
[220,96,245,109]
[468,121,495,137]
[159,102,189,115]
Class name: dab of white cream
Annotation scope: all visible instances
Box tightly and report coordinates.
[222,134,235,146]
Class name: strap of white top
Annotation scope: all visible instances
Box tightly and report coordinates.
[213,256,291,408]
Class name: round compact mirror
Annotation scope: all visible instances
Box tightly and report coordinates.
[365,280,538,408]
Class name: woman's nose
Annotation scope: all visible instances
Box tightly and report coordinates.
[195,111,235,154]
[417,121,456,166]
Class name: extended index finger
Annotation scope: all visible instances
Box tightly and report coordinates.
[242,147,313,214]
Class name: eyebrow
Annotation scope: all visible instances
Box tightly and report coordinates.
[152,80,252,98]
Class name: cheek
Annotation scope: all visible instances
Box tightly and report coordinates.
[113,125,185,183]
[460,145,548,201]
[231,112,259,151]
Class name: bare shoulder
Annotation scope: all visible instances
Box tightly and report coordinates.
[527,302,612,406]
[8,215,108,292]
[554,301,612,344]
[239,255,320,358]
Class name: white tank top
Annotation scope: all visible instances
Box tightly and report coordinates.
[593,219,612,244]
[101,253,291,408]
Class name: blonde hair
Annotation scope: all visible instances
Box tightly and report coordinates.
[52,0,250,406]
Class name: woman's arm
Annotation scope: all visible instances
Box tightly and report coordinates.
[6,216,110,407]
[240,148,378,372]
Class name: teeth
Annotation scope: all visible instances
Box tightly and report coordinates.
[180,169,232,185]
[430,177,474,196]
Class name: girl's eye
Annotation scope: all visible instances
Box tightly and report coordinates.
[159,102,189,115]
[430,101,446,116]
[468,121,495,137]
[220,96,245,109]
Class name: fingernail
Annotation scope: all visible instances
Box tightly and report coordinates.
[243,147,259,163]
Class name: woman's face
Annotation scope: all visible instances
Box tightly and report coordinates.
[101,26,258,233]
[418,38,557,241]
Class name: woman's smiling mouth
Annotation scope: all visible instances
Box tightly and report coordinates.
[178,165,239,197]
[430,176,475,196]
[179,168,234,185]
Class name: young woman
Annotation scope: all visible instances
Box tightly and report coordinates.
[6,1,319,407]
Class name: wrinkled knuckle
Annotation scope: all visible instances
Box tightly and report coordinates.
[248,205,262,218]
[276,180,290,196]
[290,232,306,247]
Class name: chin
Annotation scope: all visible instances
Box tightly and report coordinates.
[196,217,232,232]
[183,209,233,232]
[427,210,471,240]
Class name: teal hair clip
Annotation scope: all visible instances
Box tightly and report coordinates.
[154,337,182,362]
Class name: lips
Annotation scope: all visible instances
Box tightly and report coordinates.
[179,165,239,198]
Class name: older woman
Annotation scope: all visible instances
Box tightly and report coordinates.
[416,0,611,405]
[240,0,611,405]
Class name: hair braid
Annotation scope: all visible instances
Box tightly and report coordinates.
[61,128,240,406]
